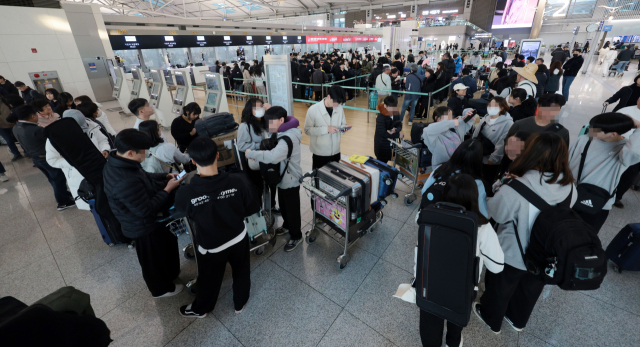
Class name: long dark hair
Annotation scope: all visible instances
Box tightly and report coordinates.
[509,132,574,186]
[549,60,563,75]
[138,120,164,147]
[443,173,488,225]
[434,139,484,181]
[241,98,265,135]
[59,92,75,110]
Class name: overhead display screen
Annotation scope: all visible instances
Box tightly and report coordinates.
[492,0,539,29]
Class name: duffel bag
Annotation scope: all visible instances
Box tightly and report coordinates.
[195,112,238,138]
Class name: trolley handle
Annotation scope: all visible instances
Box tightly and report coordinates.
[299,169,317,184]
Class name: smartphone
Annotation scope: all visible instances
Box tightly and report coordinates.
[340,126,352,133]
[176,170,187,180]
[463,111,475,123]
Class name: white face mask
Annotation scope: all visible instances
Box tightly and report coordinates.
[553,69,560,75]
[487,107,500,116]
[254,108,265,118]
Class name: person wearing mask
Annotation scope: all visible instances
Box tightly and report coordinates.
[0,94,24,161]
[561,49,584,101]
[545,61,563,94]
[400,64,422,125]
[175,136,258,318]
[415,68,437,120]
[507,88,536,122]
[601,47,619,77]
[422,106,474,168]
[304,86,349,169]
[375,65,393,105]
[614,45,635,78]
[447,84,471,117]
[103,129,183,298]
[450,68,478,97]
[604,75,640,112]
[45,109,110,210]
[138,120,191,174]
[171,102,201,153]
[12,105,76,210]
[492,131,531,194]
[246,107,303,252]
[470,97,514,183]
[14,81,45,104]
[569,113,640,232]
[30,99,60,127]
[474,132,576,335]
[374,96,403,163]
[507,93,569,146]
[45,88,60,110]
[0,76,19,95]
[489,52,503,66]
[74,95,117,136]
[512,64,538,99]
[53,92,75,116]
[311,63,329,101]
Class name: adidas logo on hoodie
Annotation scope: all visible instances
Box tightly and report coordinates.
[581,199,593,208]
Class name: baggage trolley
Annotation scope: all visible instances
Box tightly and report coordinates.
[299,170,383,270]
[389,139,432,206]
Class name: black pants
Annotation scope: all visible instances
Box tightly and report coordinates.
[616,162,640,201]
[312,153,341,170]
[314,90,323,101]
[134,225,181,297]
[191,235,251,314]
[482,163,501,192]
[416,100,430,119]
[420,309,463,347]
[279,185,302,240]
[246,168,277,209]
[479,264,546,332]
[32,156,75,206]
[575,209,610,234]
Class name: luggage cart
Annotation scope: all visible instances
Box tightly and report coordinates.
[300,170,384,270]
[389,139,432,206]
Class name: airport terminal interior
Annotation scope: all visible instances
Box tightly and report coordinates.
[1,0,640,346]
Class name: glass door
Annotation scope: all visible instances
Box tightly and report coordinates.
[113,49,141,73]
[166,48,190,68]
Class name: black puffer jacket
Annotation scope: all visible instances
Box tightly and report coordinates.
[103,152,171,239]
[420,75,437,103]
[374,103,401,162]
[606,85,639,112]
[443,58,455,78]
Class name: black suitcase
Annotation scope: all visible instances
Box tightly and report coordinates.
[416,202,479,327]
[605,224,640,273]
[293,77,303,99]
[195,112,238,138]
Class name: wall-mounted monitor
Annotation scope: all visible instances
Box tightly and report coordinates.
[131,70,139,80]
[492,0,539,29]
[151,84,160,95]
[165,36,174,41]
[197,36,205,41]
[125,36,136,42]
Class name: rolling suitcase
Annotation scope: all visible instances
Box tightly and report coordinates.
[341,160,379,205]
[293,77,303,99]
[88,199,130,247]
[365,158,399,200]
[316,161,370,220]
[416,202,479,327]
[605,224,640,273]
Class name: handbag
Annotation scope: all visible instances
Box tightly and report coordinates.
[475,120,495,156]
[573,139,616,214]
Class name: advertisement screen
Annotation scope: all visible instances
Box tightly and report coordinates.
[492,0,539,29]
[520,41,541,60]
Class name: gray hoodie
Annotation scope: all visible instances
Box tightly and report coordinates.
[422,119,472,167]
[569,131,640,210]
[237,122,264,152]
[472,113,513,164]
[245,127,303,190]
[489,171,577,270]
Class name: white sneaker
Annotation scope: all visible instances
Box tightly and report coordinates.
[153,284,184,298]
[0,173,8,182]
[235,302,247,314]
[408,122,413,126]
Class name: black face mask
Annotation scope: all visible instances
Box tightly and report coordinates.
[573,54,579,58]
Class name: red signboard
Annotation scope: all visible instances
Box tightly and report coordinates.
[31,48,37,53]
[306,36,379,44]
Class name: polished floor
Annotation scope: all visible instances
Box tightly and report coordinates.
[1,57,640,346]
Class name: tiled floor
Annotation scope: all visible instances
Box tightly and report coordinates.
[1,58,639,346]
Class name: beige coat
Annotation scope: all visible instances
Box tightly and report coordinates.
[303,100,347,156]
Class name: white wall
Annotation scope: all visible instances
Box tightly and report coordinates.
[0,6,95,100]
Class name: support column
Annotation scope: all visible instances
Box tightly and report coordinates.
[530,0,547,39]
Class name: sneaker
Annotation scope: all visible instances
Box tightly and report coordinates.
[11,154,23,162]
[153,284,184,298]
[179,304,207,318]
[408,122,413,126]
[613,200,624,209]
[445,335,463,347]
[473,302,501,334]
[0,173,7,182]
[57,203,76,211]
[275,227,289,236]
[235,303,247,314]
[503,315,523,332]
[284,238,303,252]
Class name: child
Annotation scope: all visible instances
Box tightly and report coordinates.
[569,112,640,233]
[245,107,304,252]
[374,95,403,163]
[422,106,474,168]
[417,173,504,347]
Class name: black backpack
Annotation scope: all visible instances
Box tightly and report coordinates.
[410,122,429,145]
[420,175,448,210]
[506,179,607,291]
[259,135,293,186]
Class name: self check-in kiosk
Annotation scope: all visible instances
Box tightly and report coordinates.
[114,66,133,112]
[149,69,175,127]
[202,73,229,116]
[129,67,150,102]
[112,67,123,99]
[171,70,194,116]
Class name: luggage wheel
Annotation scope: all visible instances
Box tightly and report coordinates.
[254,246,265,256]
[186,278,197,296]
[398,173,404,179]
[337,254,350,270]
[614,265,622,274]
[183,243,195,260]
[391,193,399,199]
[305,230,317,244]
[417,182,424,190]
[404,194,417,206]
[127,243,134,249]
[108,243,115,247]
[384,178,393,186]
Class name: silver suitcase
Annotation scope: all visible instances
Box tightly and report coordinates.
[316,161,371,219]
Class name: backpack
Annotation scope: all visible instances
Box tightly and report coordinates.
[573,139,617,214]
[259,135,293,186]
[410,122,429,145]
[506,179,607,291]
[420,175,448,210]
[369,69,381,86]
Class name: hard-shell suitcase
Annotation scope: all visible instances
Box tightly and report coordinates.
[316,161,371,220]
[341,160,379,205]
[605,223,640,273]
[293,77,303,99]
[195,112,238,138]
[365,158,399,200]
[416,202,479,327]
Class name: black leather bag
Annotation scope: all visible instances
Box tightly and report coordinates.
[475,121,495,156]
[194,112,238,138]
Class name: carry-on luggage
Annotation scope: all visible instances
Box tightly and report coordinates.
[293,77,303,99]
[195,112,238,138]
[365,158,399,201]
[341,160,379,205]
[416,202,479,327]
[317,161,371,220]
[211,131,239,169]
[606,223,640,273]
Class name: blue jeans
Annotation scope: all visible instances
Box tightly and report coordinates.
[0,127,20,156]
[32,156,74,205]
[401,98,419,122]
[615,61,629,74]
[562,76,576,101]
